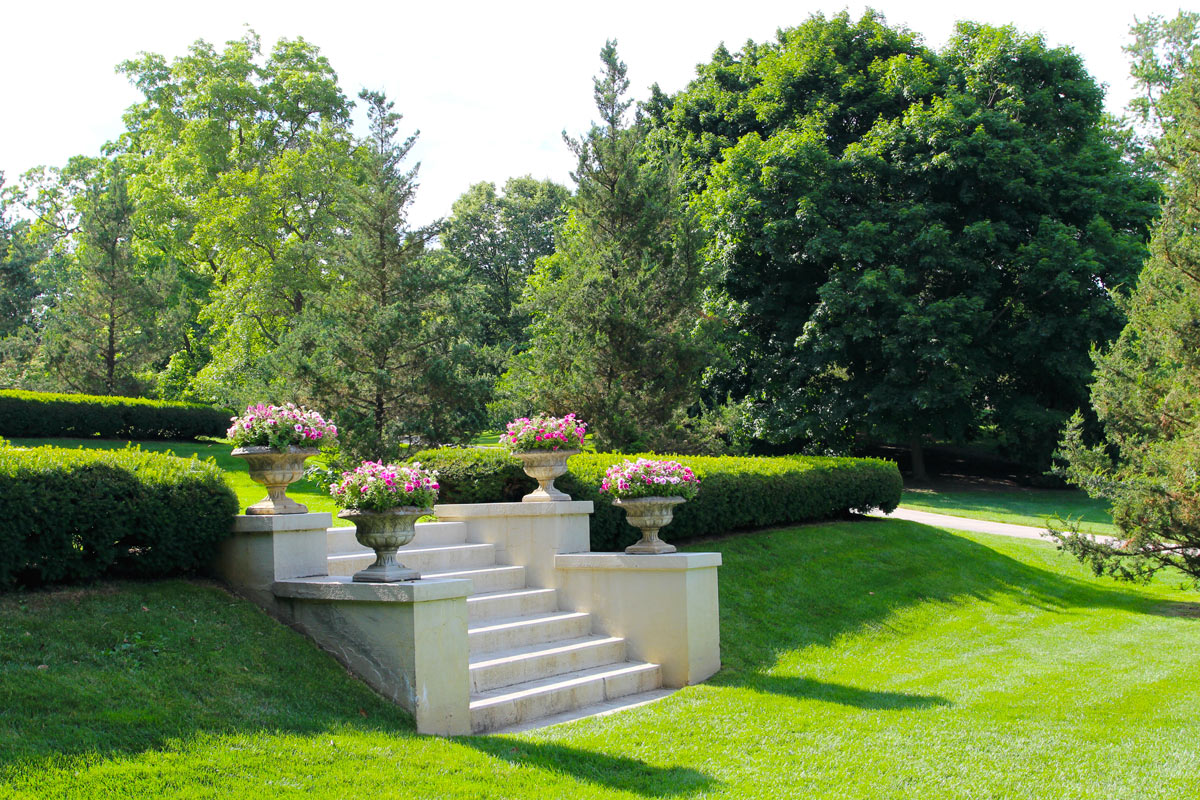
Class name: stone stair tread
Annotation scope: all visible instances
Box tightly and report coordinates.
[485,688,676,735]
[424,564,522,578]
[467,587,556,604]
[328,542,493,558]
[469,661,661,706]
[470,634,625,669]
[469,610,589,635]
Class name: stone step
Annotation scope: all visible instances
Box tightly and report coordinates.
[423,565,527,594]
[469,661,663,733]
[467,587,558,622]
[469,611,592,655]
[469,635,628,693]
[488,688,676,735]
[325,520,468,554]
[327,542,496,577]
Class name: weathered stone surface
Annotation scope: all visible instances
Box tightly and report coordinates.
[273,576,472,736]
[555,551,722,688]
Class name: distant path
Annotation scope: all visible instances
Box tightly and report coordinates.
[874,507,1058,541]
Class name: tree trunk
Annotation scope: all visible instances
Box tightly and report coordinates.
[910,435,929,483]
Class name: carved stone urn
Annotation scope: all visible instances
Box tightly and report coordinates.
[338,507,429,582]
[231,445,320,515]
[614,496,686,554]
[512,449,579,502]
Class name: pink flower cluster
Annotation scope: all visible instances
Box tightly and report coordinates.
[504,414,587,452]
[600,458,700,500]
[228,402,338,450]
[329,460,440,511]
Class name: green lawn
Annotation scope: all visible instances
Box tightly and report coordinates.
[900,485,1117,535]
[2,520,1197,798]
[9,437,351,526]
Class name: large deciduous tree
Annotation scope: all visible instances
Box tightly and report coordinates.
[116,31,353,403]
[442,176,569,355]
[1054,12,1200,584]
[499,42,713,452]
[655,12,1157,477]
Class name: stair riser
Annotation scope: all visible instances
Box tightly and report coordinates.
[470,665,661,733]
[470,640,628,693]
[468,590,558,622]
[327,544,495,576]
[326,521,468,554]
[469,615,592,655]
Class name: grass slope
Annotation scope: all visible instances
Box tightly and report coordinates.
[3,520,1198,798]
[8,437,350,526]
[900,485,1116,534]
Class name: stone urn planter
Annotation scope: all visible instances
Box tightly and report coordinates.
[338,506,430,582]
[232,446,320,515]
[513,449,579,502]
[615,496,686,554]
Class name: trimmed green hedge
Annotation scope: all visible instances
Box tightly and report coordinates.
[0,444,238,590]
[411,448,902,550]
[0,390,230,441]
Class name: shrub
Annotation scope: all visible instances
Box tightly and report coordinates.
[411,448,902,550]
[0,444,238,590]
[0,390,230,441]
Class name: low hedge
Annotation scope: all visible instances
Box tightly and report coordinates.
[0,390,230,440]
[411,448,902,550]
[0,444,238,590]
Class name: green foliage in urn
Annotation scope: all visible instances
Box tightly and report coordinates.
[329,461,439,511]
[226,402,338,450]
[502,414,587,451]
[600,458,700,500]
[1054,12,1200,585]
[0,443,237,590]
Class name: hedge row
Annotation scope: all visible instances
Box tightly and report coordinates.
[411,448,903,550]
[0,390,231,441]
[0,444,238,590]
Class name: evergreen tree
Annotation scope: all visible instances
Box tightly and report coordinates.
[499,42,713,451]
[288,90,487,459]
[1055,13,1200,583]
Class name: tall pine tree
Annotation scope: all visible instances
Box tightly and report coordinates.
[498,42,712,451]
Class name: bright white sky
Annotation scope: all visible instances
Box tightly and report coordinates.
[1,0,1186,226]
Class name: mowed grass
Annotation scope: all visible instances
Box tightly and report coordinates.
[900,485,1117,535]
[2,520,1198,798]
[8,437,351,526]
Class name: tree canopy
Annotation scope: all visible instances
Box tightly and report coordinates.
[653,11,1158,476]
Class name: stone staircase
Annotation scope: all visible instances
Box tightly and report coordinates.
[325,520,666,733]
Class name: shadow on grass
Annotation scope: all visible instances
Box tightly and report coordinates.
[0,580,418,773]
[745,675,951,710]
[706,518,1187,682]
[463,737,718,797]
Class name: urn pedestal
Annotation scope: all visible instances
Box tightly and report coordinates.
[232,446,320,515]
[338,507,429,583]
[615,496,686,554]
[512,449,579,502]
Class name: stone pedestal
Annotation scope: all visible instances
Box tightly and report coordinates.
[273,576,472,736]
[216,512,332,608]
[555,552,722,687]
[434,501,592,589]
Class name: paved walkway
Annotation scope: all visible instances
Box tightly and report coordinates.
[872,507,1058,541]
